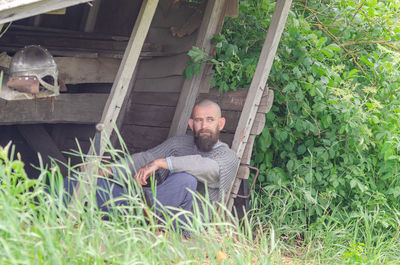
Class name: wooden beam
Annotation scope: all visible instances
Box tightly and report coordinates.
[110,68,138,147]
[0,53,120,84]
[227,0,293,210]
[96,0,159,155]
[0,93,107,124]
[56,57,120,84]
[17,124,68,175]
[168,0,228,137]
[225,0,238,18]
[84,0,102,32]
[0,0,92,24]
[69,0,159,216]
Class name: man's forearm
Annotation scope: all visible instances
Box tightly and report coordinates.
[168,155,219,187]
[153,158,168,170]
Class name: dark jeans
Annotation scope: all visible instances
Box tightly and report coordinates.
[61,172,197,227]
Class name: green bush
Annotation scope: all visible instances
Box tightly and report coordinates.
[186,0,400,229]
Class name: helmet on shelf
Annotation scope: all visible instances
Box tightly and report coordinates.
[8,45,59,94]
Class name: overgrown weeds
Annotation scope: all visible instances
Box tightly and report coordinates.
[2,138,400,264]
[0,141,279,264]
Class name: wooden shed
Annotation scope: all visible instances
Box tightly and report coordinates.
[0,0,292,214]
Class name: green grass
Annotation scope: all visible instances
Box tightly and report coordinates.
[1,142,400,264]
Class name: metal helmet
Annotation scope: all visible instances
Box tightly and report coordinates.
[8,45,59,94]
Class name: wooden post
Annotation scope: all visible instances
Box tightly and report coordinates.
[68,0,159,215]
[168,0,228,137]
[226,0,293,211]
[97,0,158,155]
[84,0,102,32]
[17,124,68,176]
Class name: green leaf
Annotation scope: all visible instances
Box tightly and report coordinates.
[187,46,205,63]
[321,48,333,58]
[350,178,357,189]
[261,129,272,148]
[297,144,306,155]
[345,69,359,79]
[183,65,193,79]
[287,160,295,172]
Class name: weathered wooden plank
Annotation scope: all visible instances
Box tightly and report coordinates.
[219,132,234,147]
[227,0,293,210]
[83,0,102,32]
[0,28,163,59]
[134,76,184,93]
[17,124,66,163]
[219,88,272,135]
[146,27,196,54]
[250,112,266,135]
[124,104,175,127]
[53,124,96,139]
[17,124,68,175]
[130,92,179,106]
[197,0,231,94]
[199,88,248,111]
[0,53,120,84]
[231,0,291,156]
[157,0,175,13]
[0,45,161,60]
[9,24,129,41]
[0,0,91,24]
[152,1,199,28]
[0,93,108,125]
[70,0,159,213]
[170,7,203,38]
[168,0,228,137]
[136,53,188,79]
[225,0,239,18]
[241,135,255,164]
[67,83,111,93]
[258,88,274,114]
[0,34,127,53]
[94,0,141,36]
[51,125,67,150]
[121,124,169,152]
[56,57,120,84]
[131,89,250,109]
[97,0,159,155]
[236,165,250,180]
[111,68,138,147]
[228,135,255,205]
[198,72,213,93]
[220,110,241,133]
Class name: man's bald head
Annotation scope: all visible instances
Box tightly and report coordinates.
[189,99,226,152]
[192,99,221,118]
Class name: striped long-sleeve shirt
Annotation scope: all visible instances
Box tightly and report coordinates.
[113,135,239,203]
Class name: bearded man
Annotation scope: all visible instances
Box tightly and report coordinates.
[64,99,239,220]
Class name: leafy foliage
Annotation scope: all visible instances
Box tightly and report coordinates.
[259,0,400,217]
[187,0,400,232]
[0,142,37,206]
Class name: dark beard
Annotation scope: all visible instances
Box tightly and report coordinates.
[194,129,219,152]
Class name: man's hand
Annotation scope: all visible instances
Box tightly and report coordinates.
[134,158,168,186]
[98,167,112,177]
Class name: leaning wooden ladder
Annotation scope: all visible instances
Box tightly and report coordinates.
[226,0,293,212]
[68,0,159,216]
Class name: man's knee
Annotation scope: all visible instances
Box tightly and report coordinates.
[169,172,197,191]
